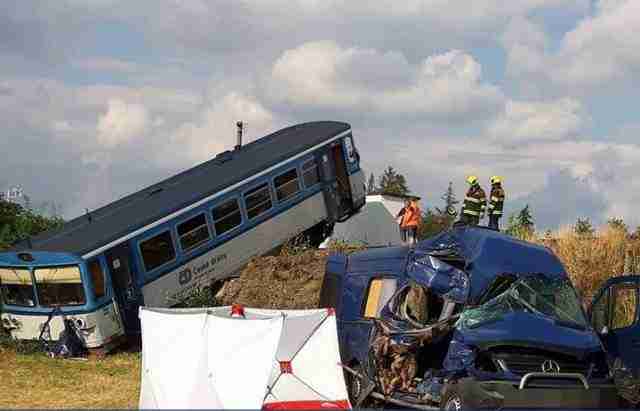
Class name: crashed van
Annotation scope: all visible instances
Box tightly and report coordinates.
[319,225,640,409]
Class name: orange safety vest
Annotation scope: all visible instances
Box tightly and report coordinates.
[401,204,421,228]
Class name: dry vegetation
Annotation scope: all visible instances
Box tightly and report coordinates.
[538,227,640,303]
[218,240,365,309]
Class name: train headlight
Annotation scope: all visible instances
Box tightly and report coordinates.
[75,318,86,329]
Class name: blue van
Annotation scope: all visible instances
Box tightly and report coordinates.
[319,225,640,409]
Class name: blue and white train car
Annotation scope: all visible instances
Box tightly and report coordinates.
[0,121,366,351]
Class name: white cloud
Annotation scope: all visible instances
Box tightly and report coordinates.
[268,41,503,120]
[555,0,640,87]
[73,57,139,73]
[501,16,548,80]
[489,98,585,143]
[169,92,278,166]
[502,1,640,92]
[96,98,149,148]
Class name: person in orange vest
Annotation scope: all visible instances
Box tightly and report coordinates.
[401,198,421,245]
[396,199,410,244]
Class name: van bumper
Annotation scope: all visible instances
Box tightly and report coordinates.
[457,377,621,409]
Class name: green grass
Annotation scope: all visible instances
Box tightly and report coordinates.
[0,345,140,408]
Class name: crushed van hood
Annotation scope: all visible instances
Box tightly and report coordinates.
[457,311,603,358]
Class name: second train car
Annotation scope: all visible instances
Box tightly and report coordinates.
[0,121,365,351]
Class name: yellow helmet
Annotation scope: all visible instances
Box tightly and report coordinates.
[466,175,478,185]
[490,176,502,184]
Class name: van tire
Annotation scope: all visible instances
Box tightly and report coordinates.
[440,381,466,411]
[345,364,363,403]
[345,363,374,407]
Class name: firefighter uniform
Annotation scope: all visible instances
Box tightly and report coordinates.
[461,176,486,225]
[488,176,505,231]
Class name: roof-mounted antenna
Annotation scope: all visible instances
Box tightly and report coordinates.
[235,121,243,151]
[85,208,92,223]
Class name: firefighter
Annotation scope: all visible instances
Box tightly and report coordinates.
[488,176,505,231]
[461,175,486,225]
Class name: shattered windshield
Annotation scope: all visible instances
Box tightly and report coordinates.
[458,275,587,329]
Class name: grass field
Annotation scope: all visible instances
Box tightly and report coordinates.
[1,345,140,408]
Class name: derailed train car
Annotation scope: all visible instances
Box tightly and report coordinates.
[320,225,640,409]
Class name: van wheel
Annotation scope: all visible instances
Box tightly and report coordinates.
[345,364,363,403]
[441,382,466,411]
[345,363,374,407]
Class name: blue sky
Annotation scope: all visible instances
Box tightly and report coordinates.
[1,0,640,230]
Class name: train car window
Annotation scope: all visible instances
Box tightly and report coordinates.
[34,265,86,306]
[88,260,106,299]
[177,213,210,252]
[140,230,176,271]
[212,198,242,235]
[245,182,272,220]
[274,168,300,202]
[0,267,35,306]
[302,159,319,187]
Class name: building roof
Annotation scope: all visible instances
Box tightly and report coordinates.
[13,121,351,256]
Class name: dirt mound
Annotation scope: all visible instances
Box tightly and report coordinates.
[218,250,329,309]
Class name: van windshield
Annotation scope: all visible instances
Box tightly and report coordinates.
[0,267,36,306]
[34,265,86,306]
[458,275,587,329]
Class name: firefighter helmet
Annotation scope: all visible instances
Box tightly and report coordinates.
[466,175,478,185]
[490,176,502,184]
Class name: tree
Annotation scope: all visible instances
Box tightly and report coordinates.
[377,166,409,196]
[437,181,459,215]
[574,218,595,236]
[366,172,377,195]
[505,204,535,239]
[418,209,450,240]
[0,200,64,250]
[607,217,628,234]
[417,183,459,240]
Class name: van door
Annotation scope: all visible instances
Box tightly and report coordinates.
[105,243,141,335]
[589,275,640,371]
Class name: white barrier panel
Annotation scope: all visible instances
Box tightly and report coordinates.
[138,306,351,410]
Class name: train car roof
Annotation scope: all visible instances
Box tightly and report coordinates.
[13,121,351,256]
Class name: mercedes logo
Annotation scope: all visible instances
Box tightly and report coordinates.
[541,360,561,373]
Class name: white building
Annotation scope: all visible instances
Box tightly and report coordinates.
[319,193,420,248]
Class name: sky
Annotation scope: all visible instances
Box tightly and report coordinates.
[1,0,640,230]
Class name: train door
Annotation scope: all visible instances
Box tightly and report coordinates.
[332,142,354,218]
[105,243,141,335]
[318,149,339,223]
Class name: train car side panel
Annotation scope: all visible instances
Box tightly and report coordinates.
[141,191,327,307]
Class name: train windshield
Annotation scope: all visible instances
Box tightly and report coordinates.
[33,266,85,306]
[0,265,86,307]
[0,267,35,306]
